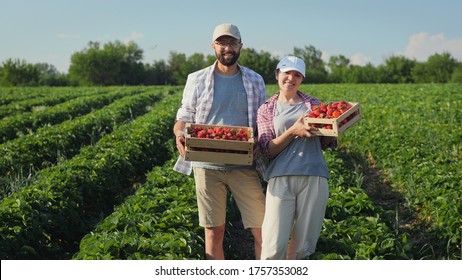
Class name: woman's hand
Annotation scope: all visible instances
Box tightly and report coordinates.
[291,115,318,138]
[267,115,318,158]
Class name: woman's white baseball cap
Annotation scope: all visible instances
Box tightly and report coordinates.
[276,56,306,77]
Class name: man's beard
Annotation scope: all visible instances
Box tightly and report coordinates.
[216,50,240,66]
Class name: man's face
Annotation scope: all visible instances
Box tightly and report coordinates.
[212,36,242,66]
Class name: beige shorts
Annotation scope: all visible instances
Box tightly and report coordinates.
[193,167,266,229]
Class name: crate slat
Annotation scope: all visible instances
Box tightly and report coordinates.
[185,148,253,165]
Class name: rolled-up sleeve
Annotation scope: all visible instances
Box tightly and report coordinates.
[257,103,275,160]
[176,73,198,123]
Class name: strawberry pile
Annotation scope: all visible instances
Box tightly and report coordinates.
[190,126,249,142]
[305,100,358,129]
[188,125,251,154]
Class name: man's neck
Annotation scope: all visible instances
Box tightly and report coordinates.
[215,62,239,76]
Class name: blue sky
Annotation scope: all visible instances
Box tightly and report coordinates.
[2,0,461,73]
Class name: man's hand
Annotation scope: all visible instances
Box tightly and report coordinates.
[175,133,186,157]
[173,120,187,157]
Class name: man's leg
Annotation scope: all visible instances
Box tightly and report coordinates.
[226,169,266,260]
[193,168,228,259]
[249,227,262,260]
[205,225,225,260]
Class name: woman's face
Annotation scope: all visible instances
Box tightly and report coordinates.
[277,70,304,93]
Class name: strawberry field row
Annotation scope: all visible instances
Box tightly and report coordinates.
[1,87,51,105]
[73,157,204,260]
[315,149,410,259]
[0,87,73,106]
[0,87,108,118]
[0,89,165,196]
[0,87,146,143]
[0,92,181,259]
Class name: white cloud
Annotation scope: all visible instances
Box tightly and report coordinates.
[404,32,462,61]
[125,32,144,44]
[349,53,372,66]
[320,51,372,66]
[321,51,331,63]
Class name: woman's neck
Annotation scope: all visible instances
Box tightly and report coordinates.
[278,91,301,104]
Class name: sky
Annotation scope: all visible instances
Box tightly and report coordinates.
[2,0,462,73]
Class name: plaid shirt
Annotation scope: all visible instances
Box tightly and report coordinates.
[257,91,337,165]
[173,61,267,175]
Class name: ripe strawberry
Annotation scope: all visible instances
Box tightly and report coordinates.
[313,108,321,117]
[213,127,223,136]
[197,130,207,138]
[327,107,333,116]
[307,112,317,118]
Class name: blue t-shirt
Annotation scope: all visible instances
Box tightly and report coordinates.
[264,101,329,181]
[206,71,248,126]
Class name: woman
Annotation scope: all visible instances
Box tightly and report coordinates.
[257,56,336,259]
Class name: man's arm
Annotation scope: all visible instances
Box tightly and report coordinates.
[173,120,187,157]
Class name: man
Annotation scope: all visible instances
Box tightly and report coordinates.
[173,23,266,260]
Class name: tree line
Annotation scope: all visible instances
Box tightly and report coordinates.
[1,40,461,87]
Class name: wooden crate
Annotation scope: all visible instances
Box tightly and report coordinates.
[303,102,362,137]
[184,123,254,165]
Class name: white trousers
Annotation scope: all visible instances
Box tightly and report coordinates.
[261,175,329,260]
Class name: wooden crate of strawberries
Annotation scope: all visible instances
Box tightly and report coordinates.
[303,101,362,137]
[184,123,254,165]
